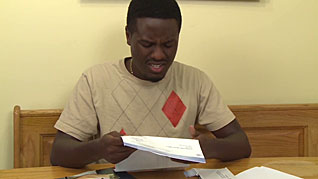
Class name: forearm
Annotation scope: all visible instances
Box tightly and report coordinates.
[50,133,102,168]
[202,131,251,161]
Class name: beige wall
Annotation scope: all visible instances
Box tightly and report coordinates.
[0,0,317,169]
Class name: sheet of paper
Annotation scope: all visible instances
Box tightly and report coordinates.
[121,136,206,163]
[114,150,189,172]
[184,168,236,179]
[236,166,303,179]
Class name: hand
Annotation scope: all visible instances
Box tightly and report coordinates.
[98,131,136,164]
[189,125,214,158]
[189,125,200,139]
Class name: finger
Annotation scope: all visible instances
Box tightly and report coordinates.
[101,133,123,146]
[170,158,197,164]
[108,149,136,164]
[108,131,123,137]
[112,146,136,153]
[189,125,200,138]
[108,136,124,146]
[122,147,136,154]
[108,131,127,146]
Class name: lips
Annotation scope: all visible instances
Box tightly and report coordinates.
[147,62,166,73]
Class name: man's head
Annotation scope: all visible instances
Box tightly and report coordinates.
[126,0,182,34]
[125,0,182,82]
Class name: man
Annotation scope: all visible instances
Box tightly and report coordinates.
[51,0,251,168]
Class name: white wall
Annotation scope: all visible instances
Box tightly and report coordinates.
[0,0,317,169]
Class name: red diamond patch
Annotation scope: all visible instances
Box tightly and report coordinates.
[120,128,127,135]
[162,91,186,127]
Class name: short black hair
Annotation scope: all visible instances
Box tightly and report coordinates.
[126,0,182,33]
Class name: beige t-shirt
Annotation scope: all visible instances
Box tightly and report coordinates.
[54,59,235,141]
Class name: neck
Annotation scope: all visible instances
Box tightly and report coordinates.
[129,58,133,74]
[124,57,134,75]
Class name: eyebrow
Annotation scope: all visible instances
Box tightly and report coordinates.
[139,39,153,43]
[139,39,175,44]
[165,40,175,43]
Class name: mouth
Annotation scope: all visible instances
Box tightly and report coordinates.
[148,62,166,73]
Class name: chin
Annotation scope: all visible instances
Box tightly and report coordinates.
[150,79,162,82]
[148,74,165,82]
[148,77,162,82]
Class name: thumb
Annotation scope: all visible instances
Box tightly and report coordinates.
[189,125,200,138]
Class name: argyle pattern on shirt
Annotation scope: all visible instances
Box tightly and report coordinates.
[110,78,186,137]
[55,59,235,142]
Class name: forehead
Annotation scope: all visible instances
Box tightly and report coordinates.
[134,18,179,39]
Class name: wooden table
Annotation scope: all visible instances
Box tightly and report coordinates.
[1,157,318,179]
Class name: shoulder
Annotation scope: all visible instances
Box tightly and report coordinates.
[80,59,123,89]
[83,60,119,77]
[171,61,210,81]
[171,61,216,93]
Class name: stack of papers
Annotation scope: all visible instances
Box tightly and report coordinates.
[185,168,235,179]
[184,166,303,179]
[115,136,205,172]
[121,136,206,163]
[236,166,302,179]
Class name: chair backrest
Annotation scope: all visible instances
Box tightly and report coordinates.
[14,105,62,168]
[232,104,318,157]
[13,104,318,168]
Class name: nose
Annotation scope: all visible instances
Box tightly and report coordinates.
[151,46,166,60]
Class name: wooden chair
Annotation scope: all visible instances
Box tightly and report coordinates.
[14,104,318,168]
[232,104,318,157]
[14,105,62,168]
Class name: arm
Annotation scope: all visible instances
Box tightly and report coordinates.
[50,130,136,168]
[190,119,251,161]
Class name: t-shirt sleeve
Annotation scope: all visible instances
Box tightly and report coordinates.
[197,72,235,131]
[54,73,98,141]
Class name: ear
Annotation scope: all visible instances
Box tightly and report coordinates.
[125,26,132,46]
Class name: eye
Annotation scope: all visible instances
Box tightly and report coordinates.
[164,41,174,48]
[139,41,153,48]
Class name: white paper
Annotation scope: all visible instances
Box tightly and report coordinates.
[114,150,189,172]
[185,168,236,179]
[236,166,303,179]
[121,136,206,163]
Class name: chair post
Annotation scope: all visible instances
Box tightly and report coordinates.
[14,105,21,168]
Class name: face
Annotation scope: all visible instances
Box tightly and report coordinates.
[126,18,180,82]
